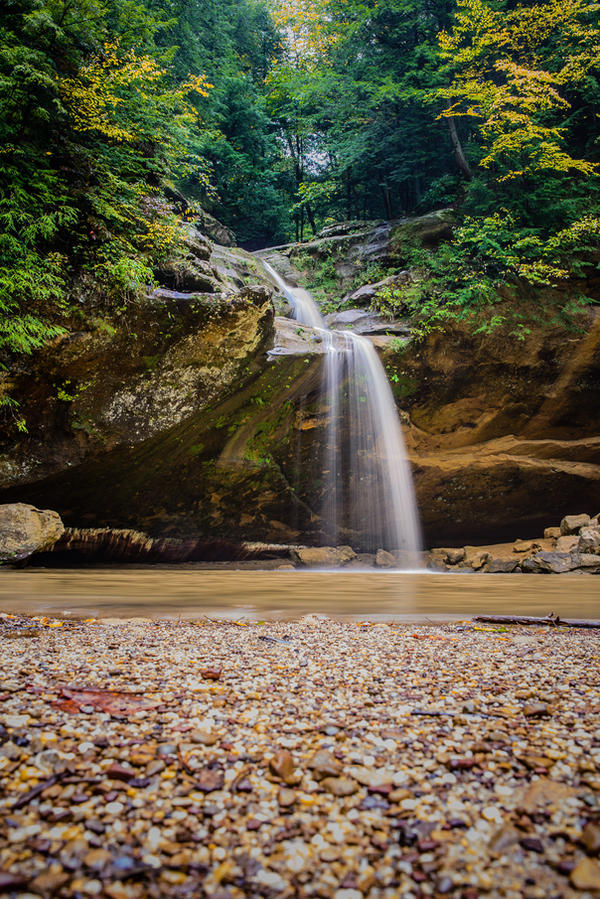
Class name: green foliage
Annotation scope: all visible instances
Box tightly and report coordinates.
[2,0,599,356]
[0,0,281,363]
[370,212,598,339]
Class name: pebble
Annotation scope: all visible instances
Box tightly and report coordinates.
[321,776,358,796]
[581,822,600,854]
[570,857,600,890]
[0,613,597,898]
[269,749,295,783]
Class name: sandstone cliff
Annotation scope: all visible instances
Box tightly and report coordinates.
[1,213,598,550]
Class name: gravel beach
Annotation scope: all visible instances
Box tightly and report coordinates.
[0,612,599,898]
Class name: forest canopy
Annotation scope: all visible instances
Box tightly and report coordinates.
[1,0,599,357]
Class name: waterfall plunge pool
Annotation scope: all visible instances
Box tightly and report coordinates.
[0,569,598,622]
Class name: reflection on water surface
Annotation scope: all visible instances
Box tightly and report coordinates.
[0,569,598,621]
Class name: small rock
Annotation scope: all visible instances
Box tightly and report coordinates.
[107,763,137,783]
[581,823,600,855]
[190,728,217,746]
[578,527,600,553]
[544,527,561,538]
[489,826,520,854]
[523,702,550,718]
[570,857,600,890]
[359,795,389,810]
[556,535,579,553]
[482,806,503,823]
[444,547,466,565]
[269,750,296,784]
[196,767,224,792]
[31,871,69,892]
[84,849,112,870]
[520,837,544,853]
[0,871,29,890]
[375,549,396,568]
[519,778,576,813]
[105,801,124,815]
[0,741,22,761]
[513,540,539,553]
[3,714,28,728]
[321,776,357,796]
[157,743,178,757]
[292,546,356,568]
[278,788,296,807]
[308,749,342,779]
[200,668,222,681]
[518,754,553,771]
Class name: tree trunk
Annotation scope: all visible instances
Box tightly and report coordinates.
[446,102,473,181]
[305,202,317,236]
[379,179,393,220]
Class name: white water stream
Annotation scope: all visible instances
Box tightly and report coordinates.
[262,260,421,563]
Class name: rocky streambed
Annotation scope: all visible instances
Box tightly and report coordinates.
[0,613,599,898]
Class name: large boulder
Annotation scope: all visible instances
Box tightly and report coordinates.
[292,546,357,568]
[0,504,64,562]
[560,514,591,535]
[324,309,410,337]
[521,552,575,574]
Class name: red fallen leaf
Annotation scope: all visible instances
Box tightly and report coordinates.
[53,687,159,717]
[0,693,10,702]
[54,698,80,714]
[200,668,222,681]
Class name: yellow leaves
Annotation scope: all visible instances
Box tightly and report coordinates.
[269,0,340,70]
[438,0,600,183]
[181,74,213,99]
[60,40,212,143]
[31,616,64,628]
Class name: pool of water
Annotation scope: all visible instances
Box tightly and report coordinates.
[0,569,598,621]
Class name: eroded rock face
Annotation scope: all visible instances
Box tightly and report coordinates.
[288,211,454,290]
[0,504,64,562]
[1,213,599,552]
[0,286,275,490]
[387,307,600,545]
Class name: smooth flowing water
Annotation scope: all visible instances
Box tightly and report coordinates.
[1,569,598,621]
[262,260,421,561]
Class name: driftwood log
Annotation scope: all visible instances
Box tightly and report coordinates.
[473,613,600,630]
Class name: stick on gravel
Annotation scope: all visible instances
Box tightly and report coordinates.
[473,613,600,629]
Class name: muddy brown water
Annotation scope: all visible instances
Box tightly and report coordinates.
[0,569,598,621]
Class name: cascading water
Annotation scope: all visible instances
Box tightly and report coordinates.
[262,259,421,566]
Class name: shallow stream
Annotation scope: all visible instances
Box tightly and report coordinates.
[0,569,597,621]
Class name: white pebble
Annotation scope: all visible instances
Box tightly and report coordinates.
[105,801,124,815]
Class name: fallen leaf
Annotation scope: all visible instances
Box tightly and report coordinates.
[53,687,159,717]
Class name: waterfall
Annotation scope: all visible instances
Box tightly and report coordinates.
[262,260,421,566]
